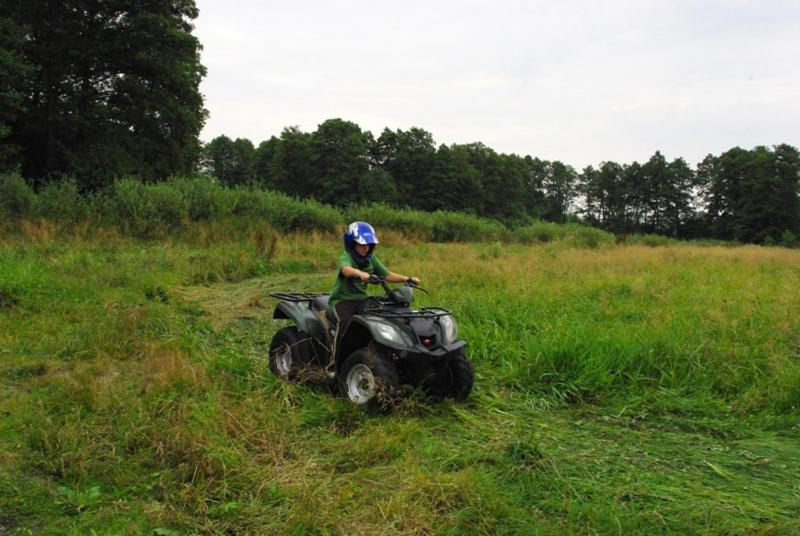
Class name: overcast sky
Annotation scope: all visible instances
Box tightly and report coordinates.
[193,0,799,169]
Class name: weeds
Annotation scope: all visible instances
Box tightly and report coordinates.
[1,229,798,534]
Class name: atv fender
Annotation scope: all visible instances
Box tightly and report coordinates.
[335,314,414,365]
[273,301,325,341]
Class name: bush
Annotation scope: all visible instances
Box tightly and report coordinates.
[0,173,35,218]
[345,204,435,240]
[625,234,681,247]
[345,204,508,243]
[561,223,615,248]
[430,211,507,242]
[780,230,798,249]
[515,221,559,244]
[34,179,91,222]
[169,177,230,220]
[109,178,188,236]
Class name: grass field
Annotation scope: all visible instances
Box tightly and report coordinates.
[1,222,799,534]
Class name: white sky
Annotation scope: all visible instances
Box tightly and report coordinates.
[193,0,799,169]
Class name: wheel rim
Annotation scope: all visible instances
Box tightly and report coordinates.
[275,345,292,377]
[346,363,375,404]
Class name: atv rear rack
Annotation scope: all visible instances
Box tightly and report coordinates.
[269,292,327,303]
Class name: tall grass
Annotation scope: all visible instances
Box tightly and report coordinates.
[1,227,799,534]
[1,173,612,246]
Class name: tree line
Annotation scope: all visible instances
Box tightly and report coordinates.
[203,120,800,244]
[2,2,798,245]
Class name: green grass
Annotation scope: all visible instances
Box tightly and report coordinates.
[1,224,799,534]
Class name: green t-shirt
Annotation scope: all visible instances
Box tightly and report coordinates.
[328,250,390,310]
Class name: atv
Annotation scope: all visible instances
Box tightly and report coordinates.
[267,276,474,412]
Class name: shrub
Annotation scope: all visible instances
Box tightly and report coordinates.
[625,234,681,247]
[561,223,615,248]
[430,211,507,242]
[780,230,798,249]
[169,177,231,220]
[34,179,91,222]
[344,204,435,240]
[514,221,614,248]
[0,173,35,218]
[109,178,188,236]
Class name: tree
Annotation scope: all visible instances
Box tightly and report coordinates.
[698,145,800,243]
[0,13,29,172]
[359,167,398,205]
[373,127,437,207]
[542,160,578,223]
[203,135,255,186]
[270,126,314,198]
[309,118,374,206]
[580,161,626,230]
[5,0,207,187]
[419,144,482,213]
[735,145,799,243]
[523,156,547,219]
[663,157,695,237]
[254,136,280,188]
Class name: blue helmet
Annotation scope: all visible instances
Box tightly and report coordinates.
[344,221,379,261]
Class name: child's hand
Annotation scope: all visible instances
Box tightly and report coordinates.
[408,276,421,285]
[358,271,371,281]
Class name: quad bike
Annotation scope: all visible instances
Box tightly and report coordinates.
[268,276,474,412]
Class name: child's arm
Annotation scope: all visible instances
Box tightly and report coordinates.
[385,272,420,285]
[341,266,371,281]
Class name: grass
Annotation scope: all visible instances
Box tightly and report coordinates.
[1,222,799,534]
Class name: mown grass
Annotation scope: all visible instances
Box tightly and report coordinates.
[1,222,798,534]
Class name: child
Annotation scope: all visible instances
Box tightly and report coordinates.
[328,221,420,356]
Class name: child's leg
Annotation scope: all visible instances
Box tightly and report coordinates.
[331,300,362,366]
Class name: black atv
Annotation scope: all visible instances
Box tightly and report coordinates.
[267,276,474,411]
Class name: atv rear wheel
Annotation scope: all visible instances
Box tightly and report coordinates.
[338,347,400,413]
[425,349,474,400]
[268,326,312,380]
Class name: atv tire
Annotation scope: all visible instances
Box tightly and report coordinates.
[268,326,312,380]
[426,349,474,401]
[339,347,400,413]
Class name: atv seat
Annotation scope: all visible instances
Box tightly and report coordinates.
[312,295,330,311]
[311,295,337,325]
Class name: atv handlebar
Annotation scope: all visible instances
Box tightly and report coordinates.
[349,274,429,294]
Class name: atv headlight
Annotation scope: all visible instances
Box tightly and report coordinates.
[439,315,458,344]
[374,322,406,346]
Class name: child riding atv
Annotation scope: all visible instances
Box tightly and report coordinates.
[329,221,420,362]
[268,222,473,412]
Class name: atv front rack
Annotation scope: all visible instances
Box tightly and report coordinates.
[362,301,452,319]
[269,291,326,303]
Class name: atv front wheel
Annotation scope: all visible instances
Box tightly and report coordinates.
[268,326,312,380]
[338,347,400,413]
[425,350,474,400]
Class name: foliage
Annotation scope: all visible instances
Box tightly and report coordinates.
[0,172,34,217]
[4,176,608,246]
[33,179,91,222]
[0,14,30,172]
[516,221,615,248]
[2,0,207,187]
[1,229,799,534]
[698,145,800,244]
[109,178,189,236]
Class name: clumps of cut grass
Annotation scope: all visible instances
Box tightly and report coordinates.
[2,227,800,534]
[0,288,20,309]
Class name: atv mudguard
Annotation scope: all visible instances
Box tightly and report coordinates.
[273,301,325,341]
